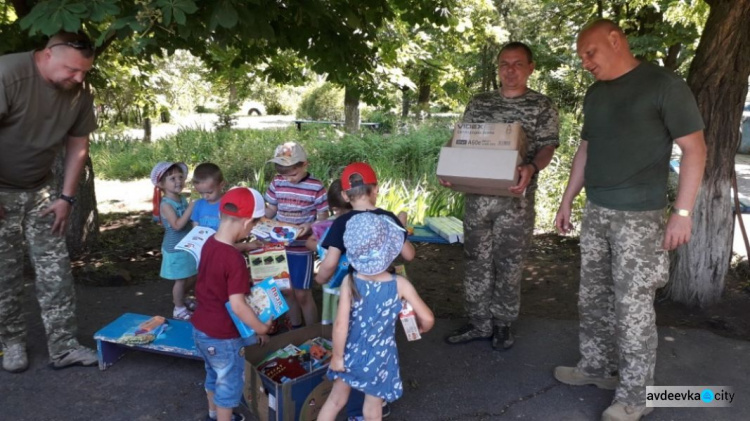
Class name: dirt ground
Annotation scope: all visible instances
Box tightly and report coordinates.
[73,210,750,342]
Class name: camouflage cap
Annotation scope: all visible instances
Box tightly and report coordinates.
[268,142,307,166]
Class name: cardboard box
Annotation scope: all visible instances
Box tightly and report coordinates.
[437,122,527,197]
[244,324,333,421]
[451,122,526,151]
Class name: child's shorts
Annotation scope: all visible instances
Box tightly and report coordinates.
[160,249,197,280]
[321,285,340,325]
[287,249,313,290]
[193,328,246,408]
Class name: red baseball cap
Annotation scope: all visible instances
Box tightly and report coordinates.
[341,162,378,190]
[220,187,265,218]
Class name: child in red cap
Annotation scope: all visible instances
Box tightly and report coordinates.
[315,162,415,419]
[191,187,272,421]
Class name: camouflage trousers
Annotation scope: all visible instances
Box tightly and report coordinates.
[463,192,535,333]
[576,201,669,406]
[0,183,81,360]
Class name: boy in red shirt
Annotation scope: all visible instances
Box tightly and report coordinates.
[192,187,272,421]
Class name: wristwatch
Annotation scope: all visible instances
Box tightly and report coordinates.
[673,208,691,217]
[60,194,77,205]
[528,162,540,174]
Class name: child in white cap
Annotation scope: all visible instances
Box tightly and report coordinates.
[150,161,196,320]
[318,212,434,421]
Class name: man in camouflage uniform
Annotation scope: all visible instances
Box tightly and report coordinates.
[554,20,706,421]
[442,42,559,351]
[0,32,99,372]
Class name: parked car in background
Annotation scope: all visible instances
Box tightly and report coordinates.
[243,100,266,116]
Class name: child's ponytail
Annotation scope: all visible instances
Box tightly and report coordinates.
[347,264,360,300]
[152,186,162,223]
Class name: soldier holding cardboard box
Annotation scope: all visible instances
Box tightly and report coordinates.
[441,42,559,351]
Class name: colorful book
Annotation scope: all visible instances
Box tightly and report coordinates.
[175,226,216,265]
[225,277,289,338]
[246,244,292,289]
[251,218,301,244]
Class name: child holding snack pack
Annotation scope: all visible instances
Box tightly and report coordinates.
[265,142,328,328]
[318,212,434,421]
[305,179,352,325]
[151,161,197,320]
[315,162,414,419]
[192,187,272,421]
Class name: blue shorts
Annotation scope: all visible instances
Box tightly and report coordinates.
[160,249,197,280]
[193,328,246,409]
[287,249,313,290]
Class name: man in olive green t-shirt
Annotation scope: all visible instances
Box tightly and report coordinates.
[0,32,99,373]
[553,20,707,421]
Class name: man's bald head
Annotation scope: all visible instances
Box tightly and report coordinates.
[36,31,95,91]
[576,19,638,81]
[579,19,625,40]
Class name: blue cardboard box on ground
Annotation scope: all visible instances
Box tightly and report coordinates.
[243,324,333,421]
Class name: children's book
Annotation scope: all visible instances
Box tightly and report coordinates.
[246,244,292,289]
[299,337,333,369]
[258,357,308,383]
[225,277,290,338]
[251,218,301,244]
[175,226,216,266]
[316,224,350,289]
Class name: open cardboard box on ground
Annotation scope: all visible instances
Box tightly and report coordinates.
[437,122,527,197]
[244,324,333,421]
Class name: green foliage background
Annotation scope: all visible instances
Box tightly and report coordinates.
[91,113,581,231]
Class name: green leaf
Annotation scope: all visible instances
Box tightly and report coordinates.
[90,1,121,22]
[162,6,173,26]
[344,10,363,29]
[111,17,135,30]
[65,3,88,15]
[61,11,82,33]
[173,9,186,25]
[19,2,56,33]
[215,2,239,29]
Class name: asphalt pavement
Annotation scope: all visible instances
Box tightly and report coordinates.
[1,280,748,420]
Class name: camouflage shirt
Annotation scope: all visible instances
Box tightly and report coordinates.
[461,89,560,189]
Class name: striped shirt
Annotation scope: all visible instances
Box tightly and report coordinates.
[265,174,328,225]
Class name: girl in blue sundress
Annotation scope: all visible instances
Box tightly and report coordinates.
[150,161,197,320]
[318,213,434,421]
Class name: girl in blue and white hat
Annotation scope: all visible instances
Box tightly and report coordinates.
[150,161,197,320]
[318,212,435,421]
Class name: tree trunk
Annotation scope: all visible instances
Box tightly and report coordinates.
[344,85,360,133]
[667,0,750,307]
[416,69,431,120]
[401,87,411,118]
[663,43,682,71]
[143,117,151,143]
[53,149,100,259]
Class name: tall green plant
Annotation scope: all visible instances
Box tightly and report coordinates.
[535,111,585,232]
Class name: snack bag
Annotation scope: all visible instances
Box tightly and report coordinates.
[225,277,289,338]
[399,300,421,341]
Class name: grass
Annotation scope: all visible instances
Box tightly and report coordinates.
[91,122,464,224]
[90,115,583,229]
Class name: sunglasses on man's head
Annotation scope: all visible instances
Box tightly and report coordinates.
[48,41,95,52]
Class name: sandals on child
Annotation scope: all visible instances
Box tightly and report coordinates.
[173,307,192,320]
[184,298,198,312]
